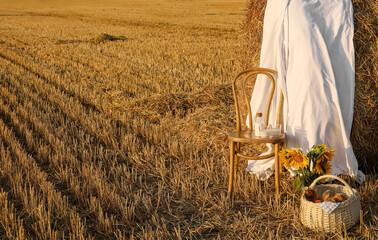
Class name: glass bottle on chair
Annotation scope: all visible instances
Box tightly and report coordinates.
[254,112,264,137]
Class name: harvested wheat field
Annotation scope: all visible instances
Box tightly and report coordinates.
[0,0,376,239]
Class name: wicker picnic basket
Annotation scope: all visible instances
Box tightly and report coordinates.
[300,175,361,233]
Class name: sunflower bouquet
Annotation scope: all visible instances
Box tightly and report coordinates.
[279,144,334,192]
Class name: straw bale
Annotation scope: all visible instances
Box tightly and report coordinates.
[127,84,267,156]
[240,0,377,172]
[91,33,127,44]
[127,84,234,119]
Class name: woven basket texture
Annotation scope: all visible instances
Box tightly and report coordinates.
[300,179,361,233]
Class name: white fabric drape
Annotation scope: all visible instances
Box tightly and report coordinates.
[246,0,365,183]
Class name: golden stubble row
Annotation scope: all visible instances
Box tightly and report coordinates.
[0,59,154,238]
[0,103,89,238]
[0,51,233,238]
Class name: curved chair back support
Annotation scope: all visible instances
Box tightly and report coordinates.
[232,68,284,131]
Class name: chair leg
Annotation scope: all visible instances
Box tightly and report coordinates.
[274,143,280,196]
[228,141,235,198]
[279,143,283,171]
[234,143,240,177]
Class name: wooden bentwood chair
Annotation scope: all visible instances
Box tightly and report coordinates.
[228,68,285,197]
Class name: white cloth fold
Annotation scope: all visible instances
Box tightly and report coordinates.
[246,0,364,183]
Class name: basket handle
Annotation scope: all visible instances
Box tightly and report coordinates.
[309,175,354,194]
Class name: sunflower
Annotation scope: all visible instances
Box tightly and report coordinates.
[314,161,324,174]
[321,149,335,162]
[323,161,332,174]
[318,144,327,151]
[314,149,334,174]
[314,160,332,174]
[286,149,308,169]
[279,148,309,169]
[279,149,291,169]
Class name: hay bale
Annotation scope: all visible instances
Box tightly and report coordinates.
[127,84,234,119]
[240,0,377,172]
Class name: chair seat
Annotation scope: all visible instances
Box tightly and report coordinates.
[228,130,285,143]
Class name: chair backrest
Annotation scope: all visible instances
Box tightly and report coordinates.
[232,68,284,132]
